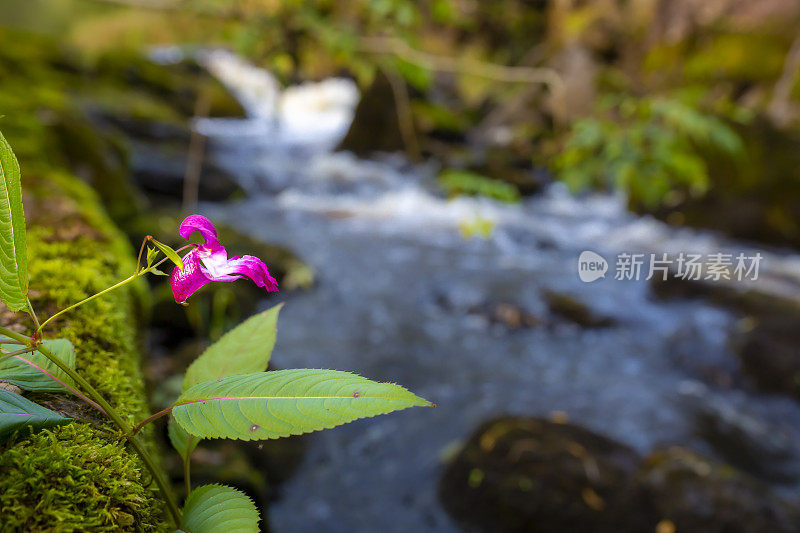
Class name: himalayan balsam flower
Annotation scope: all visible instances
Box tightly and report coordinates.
[170,215,279,303]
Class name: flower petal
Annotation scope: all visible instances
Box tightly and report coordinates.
[224,255,280,291]
[179,215,221,251]
[170,249,214,303]
[171,215,280,302]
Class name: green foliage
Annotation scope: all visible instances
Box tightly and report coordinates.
[0,338,76,392]
[173,369,431,441]
[0,130,28,311]
[553,94,745,208]
[168,415,198,463]
[438,169,521,203]
[178,484,259,533]
[0,390,69,439]
[459,217,495,239]
[183,303,282,391]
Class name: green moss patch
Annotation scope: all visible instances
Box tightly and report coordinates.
[0,170,165,531]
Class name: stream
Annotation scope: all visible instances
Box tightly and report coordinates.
[165,49,800,531]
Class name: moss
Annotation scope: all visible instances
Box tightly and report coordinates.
[0,170,165,531]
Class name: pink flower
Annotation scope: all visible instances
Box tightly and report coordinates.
[170,215,279,303]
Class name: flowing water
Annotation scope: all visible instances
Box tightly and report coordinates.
[167,50,800,531]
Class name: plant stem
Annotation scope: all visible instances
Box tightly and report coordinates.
[129,435,183,527]
[6,242,197,525]
[184,456,192,497]
[0,341,35,356]
[36,246,192,335]
[0,325,182,527]
[132,405,174,434]
[37,274,137,334]
[10,351,106,413]
[134,236,152,276]
[26,297,41,330]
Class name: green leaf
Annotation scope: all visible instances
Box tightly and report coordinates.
[146,246,158,267]
[152,239,184,271]
[0,338,76,392]
[168,414,199,462]
[179,484,259,533]
[173,369,432,441]
[0,389,70,438]
[0,130,28,311]
[183,304,283,391]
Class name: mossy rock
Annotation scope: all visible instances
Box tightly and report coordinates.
[440,417,800,532]
[439,417,650,532]
[0,170,165,531]
[90,52,245,120]
[638,447,800,533]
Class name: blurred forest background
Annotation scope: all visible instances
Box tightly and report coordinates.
[4,1,800,532]
[3,0,800,241]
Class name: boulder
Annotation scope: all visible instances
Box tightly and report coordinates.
[337,70,405,156]
[651,275,800,399]
[129,141,244,203]
[439,417,650,532]
[639,447,800,533]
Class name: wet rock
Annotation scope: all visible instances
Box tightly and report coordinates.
[129,141,244,203]
[681,384,800,483]
[440,417,800,532]
[652,275,800,399]
[337,70,405,156]
[736,317,800,400]
[544,290,616,328]
[468,302,543,330]
[639,446,800,533]
[439,417,650,532]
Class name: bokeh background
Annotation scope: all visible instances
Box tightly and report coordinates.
[3,0,800,531]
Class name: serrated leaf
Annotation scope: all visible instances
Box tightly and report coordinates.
[0,338,76,392]
[0,389,70,438]
[168,414,199,462]
[173,369,432,441]
[183,304,283,391]
[179,484,259,533]
[0,130,28,311]
[152,239,184,271]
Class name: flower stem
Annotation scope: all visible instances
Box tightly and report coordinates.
[0,325,182,527]
[37,274,137,334]
[134,236,153,276]
[35,246,193,336]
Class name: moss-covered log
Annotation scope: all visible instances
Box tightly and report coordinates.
[0,169,166,531]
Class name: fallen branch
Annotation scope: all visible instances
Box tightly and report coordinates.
[359,36,564,93]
